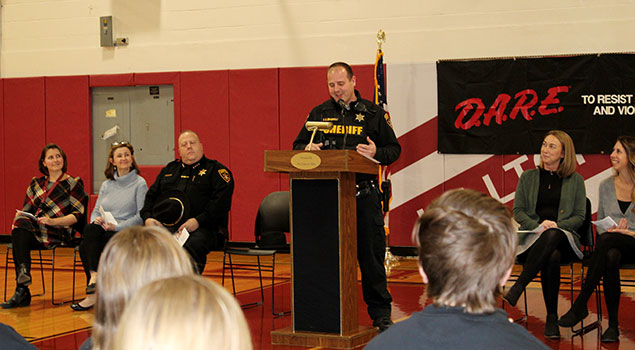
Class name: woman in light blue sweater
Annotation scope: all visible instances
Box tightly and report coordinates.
[70,142,147,311]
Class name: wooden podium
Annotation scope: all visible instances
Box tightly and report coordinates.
[265,150,379,349]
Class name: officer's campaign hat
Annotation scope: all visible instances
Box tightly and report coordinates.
[151,190,190,233]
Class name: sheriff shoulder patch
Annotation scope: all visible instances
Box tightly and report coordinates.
[384,113,393,129]
[218,169,231,183]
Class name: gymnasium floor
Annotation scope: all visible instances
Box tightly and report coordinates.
[1,246,634,349]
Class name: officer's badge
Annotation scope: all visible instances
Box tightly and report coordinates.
[198,169,207,176]
[384,113,394,129]
[355,113,365,122]
[218,169,231,183]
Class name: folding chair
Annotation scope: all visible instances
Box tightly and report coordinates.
[222,191,290,316]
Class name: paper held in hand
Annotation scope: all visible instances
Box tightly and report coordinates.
[592,216,617,232]
[517,224,545,234]
[99,205,119,226]
[175,227,190,246]
[16,210,37,220]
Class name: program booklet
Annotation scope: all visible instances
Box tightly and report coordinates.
[16,210,37,220]
[99,205,119,226]
[175,227,190,246]
[592,216,617,232]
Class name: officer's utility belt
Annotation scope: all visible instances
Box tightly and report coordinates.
[356,179,392,213]
[356,180,378,198]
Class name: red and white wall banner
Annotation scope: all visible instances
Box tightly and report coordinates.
[436,54,634,154]
[385,60,631,246]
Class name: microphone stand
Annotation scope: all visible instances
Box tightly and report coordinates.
[339,100,349,150]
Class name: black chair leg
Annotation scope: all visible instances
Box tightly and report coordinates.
[38,249,46,296]
[4,247,9,302]
[221,252,227,287]
[71,248,79,303]
[256,256,264,303]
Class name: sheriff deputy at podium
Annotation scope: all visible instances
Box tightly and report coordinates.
[293,62,401,333]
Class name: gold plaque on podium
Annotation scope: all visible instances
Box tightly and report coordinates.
[290,152,321,170]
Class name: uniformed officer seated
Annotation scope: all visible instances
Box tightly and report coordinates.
[140,130,234,274]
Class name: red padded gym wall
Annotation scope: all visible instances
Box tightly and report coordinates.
[278,66,328,191]
[228,69,280,241]
[45,76,91,192]
[89,73,134,87]
[180,71,230,166]
[279,67,326,154]
[3,78,46,233]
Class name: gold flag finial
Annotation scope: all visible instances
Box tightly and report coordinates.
[376,29,386,52]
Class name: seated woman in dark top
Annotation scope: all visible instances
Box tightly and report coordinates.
[1,143,86,309]
[503,130,586,339]
[559,135,635,342]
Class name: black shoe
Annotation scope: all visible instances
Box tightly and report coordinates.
[70,302,94,311]
[16,264,31,286]
[85,283,96,295]
[544,314,561,339]
[0,287,31,309]
[503,283,523,307]
[601,326,619,343]
[558,307,588,327]
[372,316,393,333]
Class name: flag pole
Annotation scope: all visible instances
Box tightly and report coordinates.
[374,29,400,274]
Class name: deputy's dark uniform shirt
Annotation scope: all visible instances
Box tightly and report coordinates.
[140,156,234,233]
[293,90,401,180]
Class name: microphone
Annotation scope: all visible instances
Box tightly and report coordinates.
[354,101,368,113]
[338,99,350,150]
[338,99,350,111]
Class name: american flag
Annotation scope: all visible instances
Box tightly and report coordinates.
[374,49,393,235]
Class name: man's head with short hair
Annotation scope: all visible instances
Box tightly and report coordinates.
[327,62,357,105]
[178,130,204,165]
[413,189,517,313]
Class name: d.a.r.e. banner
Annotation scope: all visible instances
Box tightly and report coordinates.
[437,53,635,154]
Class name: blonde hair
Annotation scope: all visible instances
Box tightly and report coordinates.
[92,226,195,350]
[114,275,252,350]
[412,189,517,314]
[539,130,577,178]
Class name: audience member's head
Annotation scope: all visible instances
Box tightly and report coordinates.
[114,275,252,350]
[412,189,517,313]
[92,226,195,350]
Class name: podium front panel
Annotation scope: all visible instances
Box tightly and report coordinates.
[291,178,341,333]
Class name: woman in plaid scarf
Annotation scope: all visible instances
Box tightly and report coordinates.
[1,143,86,309]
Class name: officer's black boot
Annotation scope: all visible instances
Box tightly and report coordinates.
[1,285,31,309]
